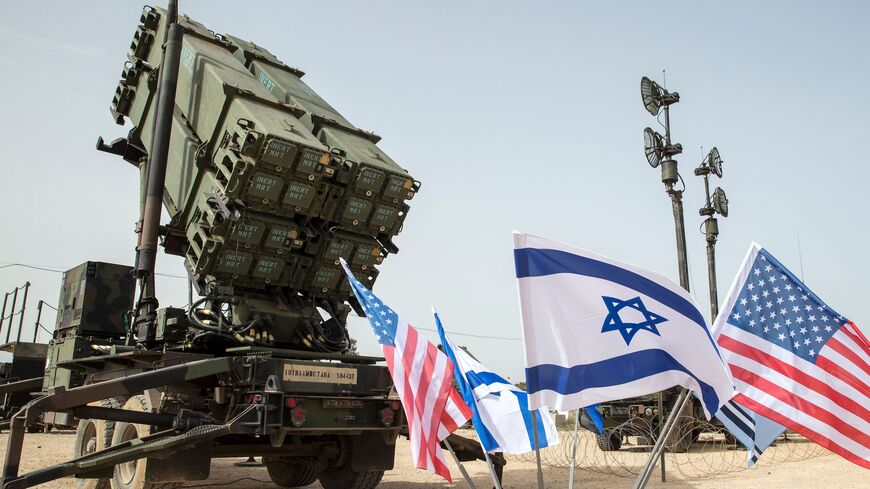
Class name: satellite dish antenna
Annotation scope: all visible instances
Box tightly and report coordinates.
[641,77,663,116]
[712,187,729,217]
[641,76,680,117]
[644,127,683,168]
[706,147,723,178]
[644,128,664,167]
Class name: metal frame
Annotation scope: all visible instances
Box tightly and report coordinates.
[1,356,235,487]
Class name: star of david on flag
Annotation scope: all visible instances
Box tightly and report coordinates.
[513,232,734,418]
[601,296,667,345]
[340,260,472,482]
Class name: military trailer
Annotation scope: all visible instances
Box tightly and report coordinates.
[1,3,422,488]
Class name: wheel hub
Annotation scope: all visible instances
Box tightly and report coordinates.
[116,424,140,485]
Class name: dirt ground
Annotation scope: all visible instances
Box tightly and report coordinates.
[0,431,864,489]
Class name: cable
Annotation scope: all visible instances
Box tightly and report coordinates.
[415,326,522,341]
[0,263,63,273]
[36,321,53,336]
[0,262,187,279]
[179,477,272,488]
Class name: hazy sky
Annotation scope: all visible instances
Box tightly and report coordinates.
[0,1,867,380]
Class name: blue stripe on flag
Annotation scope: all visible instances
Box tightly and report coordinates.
[516,391,546,450]
[463,364,555,449]
[729,401,753,422]
[525,348,721,416]
[434,313,500,452]
[514,247,709,336]
[719,404,754,438]
[465,371,510,391]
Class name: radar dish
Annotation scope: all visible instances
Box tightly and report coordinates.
[644,127,664,168]
[712,187,728,217]
[641,77,662,116]
[707,147,723,177]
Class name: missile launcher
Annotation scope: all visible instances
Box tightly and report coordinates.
[108,6,417,351]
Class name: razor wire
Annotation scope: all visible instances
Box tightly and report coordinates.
[493,416,826,479]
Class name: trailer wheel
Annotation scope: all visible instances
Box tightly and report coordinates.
[110,395,179,489]
[74,418,109,489]
[664,417,695,453]
[596,429,622,451]
[318,463,384,489]
[263,457,318,487]
[100,396,126,450]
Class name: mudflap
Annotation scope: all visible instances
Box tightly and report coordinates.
[144,441,212,482]
[350,432,397,472]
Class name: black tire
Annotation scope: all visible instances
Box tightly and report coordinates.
[318,463,384,489]
[664,419,694,453]
[110,394,180,489]
[263,457,318,487]
[100,396,125,450]
[724,432,737,446]
[596,429,622,451]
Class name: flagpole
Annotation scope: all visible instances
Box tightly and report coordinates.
[445,440,479,489]
[484,453,503,489]
[631,390,691,489]
[568,409,580,489]
[531,410,545,489]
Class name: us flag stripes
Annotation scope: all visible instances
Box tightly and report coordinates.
[712,244,870,468]
[341,260,472,481]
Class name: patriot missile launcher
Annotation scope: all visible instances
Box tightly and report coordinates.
[2,4,422,489]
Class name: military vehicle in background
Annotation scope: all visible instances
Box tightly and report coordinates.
[1,3,420,488]
[0,283,50,432]
[0,342,48,430]
[594,389,703,453]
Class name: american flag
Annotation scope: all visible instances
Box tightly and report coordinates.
[713,244,870,468]
[341,261,472,482]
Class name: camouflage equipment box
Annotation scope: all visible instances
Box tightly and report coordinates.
[0,342,48,421]
[53,262,135,340]
[108,5,418,349]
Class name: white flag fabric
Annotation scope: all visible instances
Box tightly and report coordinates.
[513,232,734,418]
[435,311,559,454]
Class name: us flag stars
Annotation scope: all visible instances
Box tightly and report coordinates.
[728,253,842,362]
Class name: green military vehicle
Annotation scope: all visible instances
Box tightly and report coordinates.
[0,342,48,429]
[1,3,421,489]
[594,389,704,453]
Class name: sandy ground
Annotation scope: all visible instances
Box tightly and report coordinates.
[0,431,865,489]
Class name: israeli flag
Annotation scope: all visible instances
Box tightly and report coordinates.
[434,309,559,454]
[716,399,786,467]
[513,232,734,419]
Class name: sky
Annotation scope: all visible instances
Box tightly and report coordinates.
[0,1,867,381]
